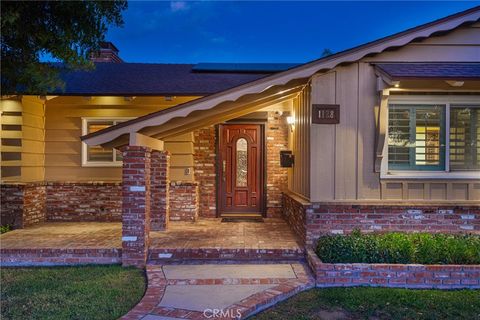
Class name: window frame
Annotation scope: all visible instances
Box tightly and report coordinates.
[81,117,133,167]
[382,95,480,180]
[388,104,446,171]
[449,105,480,171]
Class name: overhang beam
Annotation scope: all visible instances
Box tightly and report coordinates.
[129,132,164,151]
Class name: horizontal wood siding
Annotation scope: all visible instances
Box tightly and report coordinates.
[1,97,45,182]
[44,96,198,182]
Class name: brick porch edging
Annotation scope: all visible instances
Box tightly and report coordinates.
[0,248,121,266]
[149,248,305,262]
[306,248,480,289]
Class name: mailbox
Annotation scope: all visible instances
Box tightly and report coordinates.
[280,151,294,167]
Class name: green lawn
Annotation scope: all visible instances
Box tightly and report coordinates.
[1,265,146,320]
[254,287,480,320]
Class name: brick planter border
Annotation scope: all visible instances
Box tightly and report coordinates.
[306,248,480,289]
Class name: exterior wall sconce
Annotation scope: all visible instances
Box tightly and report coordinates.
[287,116,295,132]
[445,80,464,87]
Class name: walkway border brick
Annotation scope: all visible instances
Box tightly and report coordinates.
[121,263,314,319]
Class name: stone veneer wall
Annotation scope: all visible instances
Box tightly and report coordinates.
[169,181,199,222]
[283,192,480,246]
[193,126,217,218]
[46,182,122,222]
[1,183,46,228]
[265,112,289,217]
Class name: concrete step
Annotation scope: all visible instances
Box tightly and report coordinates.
[220,213,264,223]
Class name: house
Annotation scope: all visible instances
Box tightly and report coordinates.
[1,7,479,267]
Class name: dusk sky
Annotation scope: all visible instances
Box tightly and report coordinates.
[107,1,478,64]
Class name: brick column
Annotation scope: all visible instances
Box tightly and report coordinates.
[121,146,152,268]
[150,150,170,231]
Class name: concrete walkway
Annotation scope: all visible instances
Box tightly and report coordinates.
[121,263,314,319]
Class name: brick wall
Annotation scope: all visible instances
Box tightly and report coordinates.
[282,192,307,245]
[1,248,121,266]
[23,184,46,226]
[283,193,480,246]
[193,114,289,218]
[266,112,289,217]
[45,182,122,222]
[193,126,217,218]
[307,249,480,289]
[169,181,199,222]
[151,151,170,230]
[306,203,480,245]
[1,183,46,228]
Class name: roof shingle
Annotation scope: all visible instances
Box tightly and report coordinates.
[54,63,288,96]
[375,63,480,80]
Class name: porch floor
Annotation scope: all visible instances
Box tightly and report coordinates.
[0,222,121,249]
[150,218,302,250]
[0,218,302,251]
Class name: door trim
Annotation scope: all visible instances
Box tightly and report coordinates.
[215,123,266,217]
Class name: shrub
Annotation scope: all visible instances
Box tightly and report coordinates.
[0,225,12,234]
[316,230,480,264]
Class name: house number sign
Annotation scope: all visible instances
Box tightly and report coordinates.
[312,104,340,124]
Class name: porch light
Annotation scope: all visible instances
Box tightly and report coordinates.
[445,80,464,87]
[287,116,295,132]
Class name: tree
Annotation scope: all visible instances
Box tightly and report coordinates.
[1,1,127,94]
[321,48,334,57]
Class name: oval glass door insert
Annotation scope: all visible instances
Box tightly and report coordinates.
[236,138,248,187]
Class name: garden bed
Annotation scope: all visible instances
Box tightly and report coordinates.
[308,231,480,289]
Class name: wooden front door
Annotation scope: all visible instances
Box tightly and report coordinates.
[218,124,264,215]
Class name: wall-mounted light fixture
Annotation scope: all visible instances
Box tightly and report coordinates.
[286,116,295,132]
[445,80,464,87]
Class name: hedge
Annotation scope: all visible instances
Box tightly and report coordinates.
[316,230,480,264]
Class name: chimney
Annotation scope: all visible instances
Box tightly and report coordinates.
[90,42,123,63]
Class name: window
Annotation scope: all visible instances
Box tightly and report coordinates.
[450,106,480,170]
[388,104,445,171]
[387,98,480,174]
[81,118,131,166]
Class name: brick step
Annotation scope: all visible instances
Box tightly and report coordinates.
[148,248,305,263]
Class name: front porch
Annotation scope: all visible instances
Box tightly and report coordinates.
[0,218,304,266]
